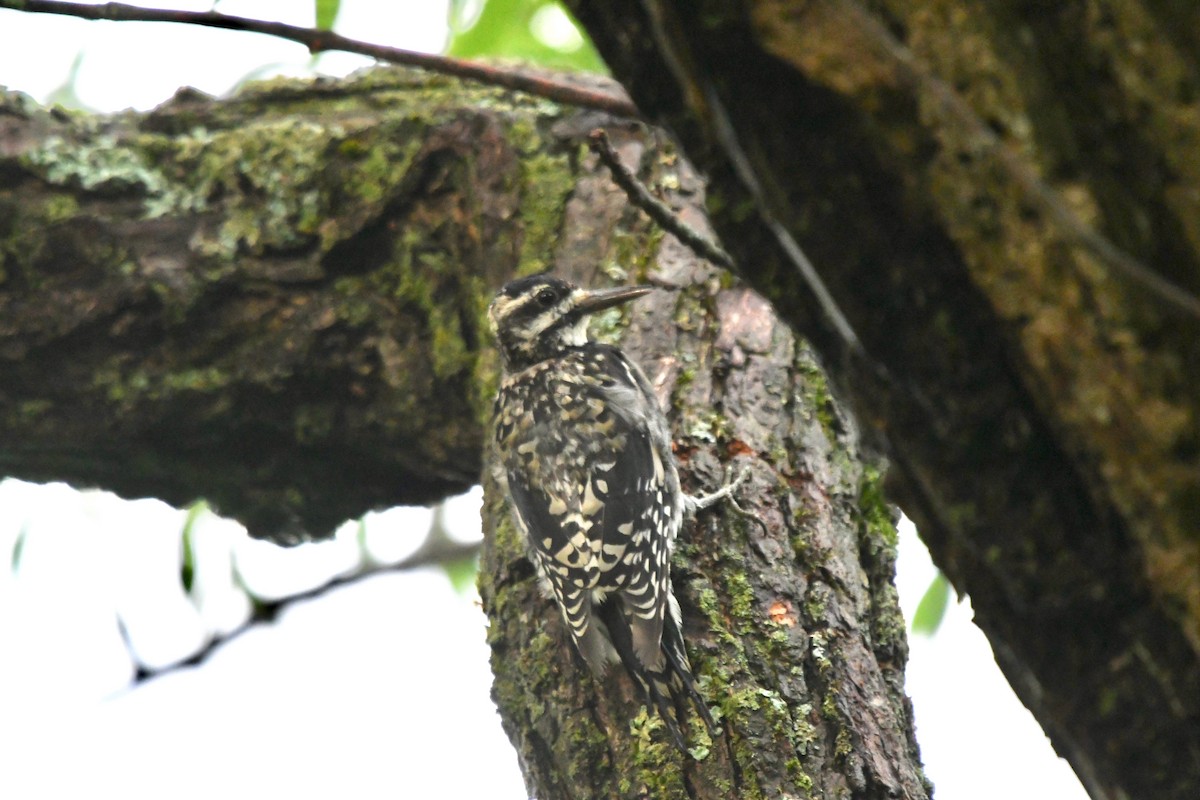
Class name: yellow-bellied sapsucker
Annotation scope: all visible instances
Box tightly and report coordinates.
[489,273,732,751]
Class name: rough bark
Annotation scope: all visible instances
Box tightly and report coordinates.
[479,126,927,799]
[1,71,926,797]
[565,2,1200,799]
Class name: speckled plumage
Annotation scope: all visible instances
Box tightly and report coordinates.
[489,274,713,750]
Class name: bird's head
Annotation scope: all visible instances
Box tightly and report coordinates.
[488,274,652,370]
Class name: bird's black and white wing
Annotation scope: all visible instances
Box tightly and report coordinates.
[497,346,679,674]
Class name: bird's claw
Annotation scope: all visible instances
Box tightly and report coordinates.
[684,464,769,535]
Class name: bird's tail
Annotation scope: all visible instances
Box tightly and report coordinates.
[595,596,716,753]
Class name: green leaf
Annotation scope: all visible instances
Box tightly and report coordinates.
[355,517,369,552]
[315,0,341,31]
[447,0,607,73]
[43,50,91,112]
[442,554,480,596]
[180,501,208,592]
[10,524,28,574]
[910,571,951,636]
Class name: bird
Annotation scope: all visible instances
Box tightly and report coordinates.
[489,272,742,752]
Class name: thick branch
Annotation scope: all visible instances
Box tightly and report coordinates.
[0,70,591,538]
[567,2,1200,799]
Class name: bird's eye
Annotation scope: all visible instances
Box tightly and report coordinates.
[535,289,558,307]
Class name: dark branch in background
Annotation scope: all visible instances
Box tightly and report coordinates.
[838,0,1200,321]
[588,128,734,269]
[118,522,481,691]
[0,0,640,118]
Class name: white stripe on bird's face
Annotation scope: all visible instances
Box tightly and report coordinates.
[490,286,584,339]
[523,289,588,344]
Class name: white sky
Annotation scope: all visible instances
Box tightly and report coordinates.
[0,3,1087,798]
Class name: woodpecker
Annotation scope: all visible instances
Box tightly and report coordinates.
[489,273,736,752]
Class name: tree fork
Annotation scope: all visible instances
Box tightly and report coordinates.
[0,70,927,796]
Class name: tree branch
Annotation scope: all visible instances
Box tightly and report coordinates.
[0,0,639,117]
[836,0,1200,321]
[567,2,1200,798]
[1,69,581,539]
[588,128,733,269]
[124,530,482,690]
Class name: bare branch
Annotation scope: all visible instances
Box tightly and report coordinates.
[588,128,734,269]
[122,533,481,690]
[0,0,639,118]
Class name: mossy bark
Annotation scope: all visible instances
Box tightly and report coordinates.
[566,2,1200,798]
[479,126,927,799]
[1,71,566,536]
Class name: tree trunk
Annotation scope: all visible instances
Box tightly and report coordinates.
[478,126,927,798]
[1,72,927,797]
[565,2,1200,799]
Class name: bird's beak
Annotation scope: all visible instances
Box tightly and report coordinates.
[573,285,654,315]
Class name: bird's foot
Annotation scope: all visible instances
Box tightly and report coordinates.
[684,465,769,535]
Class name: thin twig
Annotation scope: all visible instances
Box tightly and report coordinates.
[588,128,734,269]
[116,534,482,690]
[0,0,639,118]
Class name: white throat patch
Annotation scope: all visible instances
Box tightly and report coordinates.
[560,315,589,346]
